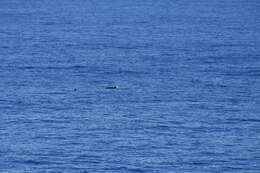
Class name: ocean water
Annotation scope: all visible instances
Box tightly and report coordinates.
[0,0,260,172]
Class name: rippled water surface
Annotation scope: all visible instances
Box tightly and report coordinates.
[1,0,260,172]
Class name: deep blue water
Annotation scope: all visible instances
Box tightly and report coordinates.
[1,0,260,172]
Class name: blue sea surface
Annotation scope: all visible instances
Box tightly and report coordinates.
[1,0,260,172]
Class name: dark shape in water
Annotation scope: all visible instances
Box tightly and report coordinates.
[106,86,118,89]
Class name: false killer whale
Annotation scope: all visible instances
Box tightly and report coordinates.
[106,86,118,89]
